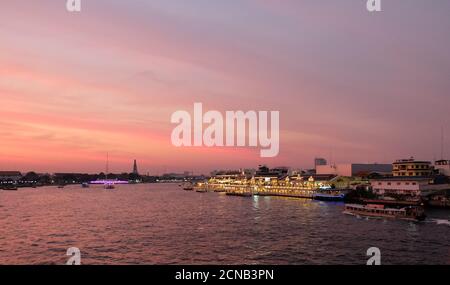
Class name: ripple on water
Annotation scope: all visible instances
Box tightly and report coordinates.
[1,184,449,265]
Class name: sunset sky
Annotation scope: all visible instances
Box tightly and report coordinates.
[1,0,450,174]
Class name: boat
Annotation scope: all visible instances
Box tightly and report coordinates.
[2,185,18,191]
[103,153,115,190]
[361,198,422,207]
[196,188,207,193]
[57,185,65,189]
[344,204,426,221]
[81,182,90,188]
[104,183,115,190]
[182,182,194,191]
[226,191,253,197]
[313,188,347,201]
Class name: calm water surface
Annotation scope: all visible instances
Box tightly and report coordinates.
[1,184,449,265]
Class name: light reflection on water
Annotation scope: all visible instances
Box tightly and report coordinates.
[0,183,449,265]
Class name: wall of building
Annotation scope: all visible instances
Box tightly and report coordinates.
[351,164,392,176]
[370,179,449,196]
[435,164,450,176]
[316,164,392,177]
[316,165,338,175]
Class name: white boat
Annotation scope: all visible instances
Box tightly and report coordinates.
[344,204,426,221]
[104,183,115,190]
[104,153,116,190]
[182,182,194,191]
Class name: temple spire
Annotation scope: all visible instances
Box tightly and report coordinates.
[133,159,139,175]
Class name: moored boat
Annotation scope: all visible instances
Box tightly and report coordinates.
[104,183,115,190]
[313,188,347,201]
[196,188,207,193]
[226,191,253,197]
[182,182,194,191]
[2,185,18,191]
[82,182,90,188]
[361,198,422,207]
[344,204,426,221]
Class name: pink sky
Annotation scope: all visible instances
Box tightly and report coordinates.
[1,1,450,174]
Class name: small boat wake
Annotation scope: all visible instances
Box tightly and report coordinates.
[430,219,450,227]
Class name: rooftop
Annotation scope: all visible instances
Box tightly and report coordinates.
[370,177,433,182]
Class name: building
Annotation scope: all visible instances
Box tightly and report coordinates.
[132,159,139,175]
[314,158,327,167]
[209,170,247,185]
[0,171,22,182]
[392,158,433,177]
[370,177,449,197]
[316,163,392,177]
[435,160,450,176]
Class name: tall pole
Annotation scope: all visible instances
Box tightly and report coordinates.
[441,126,444,160]
[106,152,109,180]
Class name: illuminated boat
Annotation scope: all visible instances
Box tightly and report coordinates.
[313,187,347,201]
[344,204,426,221]
[104,183,115,190]
[225,190,252,197]
[196,188,207,193]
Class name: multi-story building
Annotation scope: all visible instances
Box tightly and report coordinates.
[392,158,433,177]
[435,160,450,176]
[314,158,327,168]
[370,177,449,197]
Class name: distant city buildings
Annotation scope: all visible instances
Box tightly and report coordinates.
[1,156,450,200]
[0,171,22,181]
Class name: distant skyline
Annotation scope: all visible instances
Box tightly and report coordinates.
[1,1,450,174]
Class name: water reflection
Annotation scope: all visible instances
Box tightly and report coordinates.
[0,184,449,265]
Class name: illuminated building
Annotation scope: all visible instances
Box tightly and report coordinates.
[392,158,433,177]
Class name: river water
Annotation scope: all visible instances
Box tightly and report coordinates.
[0,183,449,265]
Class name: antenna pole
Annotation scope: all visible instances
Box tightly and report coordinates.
[441,126,444,160]
[106,152,109,180]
